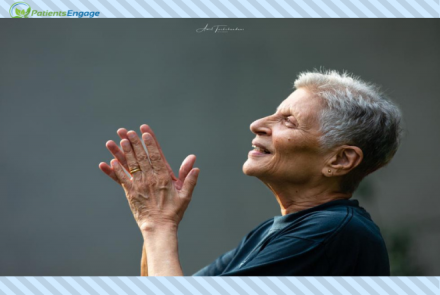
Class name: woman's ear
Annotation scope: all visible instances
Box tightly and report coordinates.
[322,145,363,177]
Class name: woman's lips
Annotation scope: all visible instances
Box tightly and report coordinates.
[251,144,271,154]
[248,150,271,157]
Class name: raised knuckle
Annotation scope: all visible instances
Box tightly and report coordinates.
[157,185,169,192]
[122,144,131,153]
[145,176,158,187]
[136,153,149,163]
[157,176,170,187]
[149,152,162,162]
[132,139,143,148]
[143,134,153,144]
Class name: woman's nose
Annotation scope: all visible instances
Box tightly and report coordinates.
[250,117,272,136]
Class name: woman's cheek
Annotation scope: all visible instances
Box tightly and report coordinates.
[275,137,299,152]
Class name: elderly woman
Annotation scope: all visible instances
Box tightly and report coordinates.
[99,70,402,276]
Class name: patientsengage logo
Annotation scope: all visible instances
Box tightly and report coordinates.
[9,1,100,18]
[9,2,31,18]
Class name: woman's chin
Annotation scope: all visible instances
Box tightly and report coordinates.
[242,161,262,176]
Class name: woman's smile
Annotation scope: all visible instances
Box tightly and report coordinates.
[248,149,272,157]
[249,142,272,156]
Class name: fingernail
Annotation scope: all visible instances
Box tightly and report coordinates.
[128,132,136,139]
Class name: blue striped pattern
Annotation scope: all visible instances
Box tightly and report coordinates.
[0,277,438,294]
[1,1,438,294]
[0,0,438,17]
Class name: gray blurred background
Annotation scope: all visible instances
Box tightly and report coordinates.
[0,19,439,276]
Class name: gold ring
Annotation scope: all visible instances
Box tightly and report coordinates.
[130,167,142,174]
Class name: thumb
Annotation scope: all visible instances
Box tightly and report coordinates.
[180,168,200,198]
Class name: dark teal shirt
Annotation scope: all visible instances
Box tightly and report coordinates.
[193,199,390,276]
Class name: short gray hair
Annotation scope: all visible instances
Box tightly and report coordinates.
[294,69,403,193]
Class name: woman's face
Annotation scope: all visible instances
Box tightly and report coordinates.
[243,88,331,184]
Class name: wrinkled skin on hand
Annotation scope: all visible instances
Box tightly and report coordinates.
[99,124,200,230]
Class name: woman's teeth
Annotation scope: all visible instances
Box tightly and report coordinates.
[252,145,270,154]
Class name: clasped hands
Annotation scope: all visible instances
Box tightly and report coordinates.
[99,124,200,232]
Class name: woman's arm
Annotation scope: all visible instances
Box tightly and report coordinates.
[142,223,183,276]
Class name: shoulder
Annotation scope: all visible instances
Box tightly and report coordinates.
[276,201,384,244]
[320,204,388,258]
[321,205,390,275]
[340,207,385,244]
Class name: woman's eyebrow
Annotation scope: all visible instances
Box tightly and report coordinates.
[276,106,297,117]
[275,106,289,113]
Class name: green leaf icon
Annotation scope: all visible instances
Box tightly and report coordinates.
[25,7,31,16]
[15,8,20,15]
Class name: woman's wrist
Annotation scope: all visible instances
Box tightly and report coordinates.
[141,220,178,237]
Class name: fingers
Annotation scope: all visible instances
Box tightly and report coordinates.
[127,131,151,172]
[140,124,177,181]
[142,132,167,174]
[117,128,128,140]
[180,168,200,198]
[106,140,129,171]
[177,155,197,190]
[99,162,121,184]
[121,139,145,176]
[111,159,131,188]
[101,128,129,179]
[107,125,176,179]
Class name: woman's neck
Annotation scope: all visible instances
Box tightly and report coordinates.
[264,181,351,216]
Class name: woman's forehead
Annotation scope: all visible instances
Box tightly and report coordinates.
[278,89,320,113]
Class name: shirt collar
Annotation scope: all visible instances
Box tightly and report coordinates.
[269,199,360,233]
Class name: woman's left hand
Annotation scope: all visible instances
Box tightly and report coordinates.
[110,130,200,232]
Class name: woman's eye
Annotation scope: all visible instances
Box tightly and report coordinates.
[284,117,296,127]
